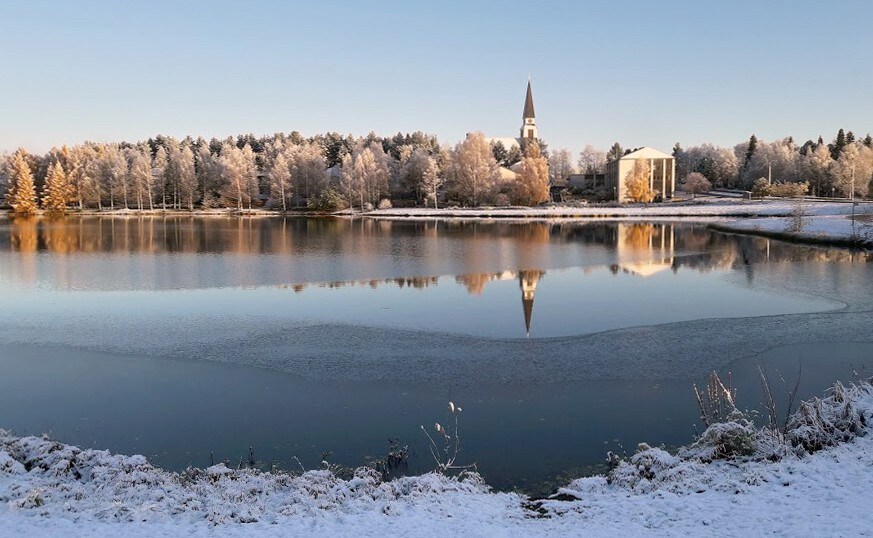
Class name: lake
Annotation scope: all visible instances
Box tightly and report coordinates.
[1,215,872,495]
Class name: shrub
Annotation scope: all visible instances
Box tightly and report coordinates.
[307,188,347,211]
[770,182,809,198]
[751,177,771,198]
[377,199,392,210]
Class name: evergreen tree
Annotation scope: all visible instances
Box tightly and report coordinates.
[491,141,508,167]
[864,134,873,148]
[846,131,856,145]
[606,142,623,162]
[744,135,758,169]
[5,149,38,214]
[832,128,846,160]
[42,161,74,212]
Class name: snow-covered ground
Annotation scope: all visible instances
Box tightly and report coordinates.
[369,198,865,219]
[716,213,873,248]
[2,381,872,537]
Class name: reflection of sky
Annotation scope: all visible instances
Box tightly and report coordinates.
[0,264,839,339]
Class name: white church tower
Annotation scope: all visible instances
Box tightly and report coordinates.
[520,79,537,141]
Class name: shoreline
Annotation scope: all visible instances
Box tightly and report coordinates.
[2,199,871,250]
[2,378,871,535]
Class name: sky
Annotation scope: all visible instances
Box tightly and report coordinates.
[1,0,871,155]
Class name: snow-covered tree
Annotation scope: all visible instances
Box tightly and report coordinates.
[289,142,328,205]
[126,147,153,210]
[173,145,197,210]
[446,132,500,206]
[578,145,607,174]
[42,160,74,212]
[218,142,257,210]
[684,172,711,199]
[5,149,38,214]
[268,152,292,211]
[548,148,574,185]
[153,146,169,209]
[511,142,550,206]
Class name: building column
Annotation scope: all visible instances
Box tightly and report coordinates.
[661,159,666,199]
[649,159,654,190]
[670,159,676,198]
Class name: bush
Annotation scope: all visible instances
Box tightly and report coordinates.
[770,182,809,198]
[307,188,347,211]
[751,178,771,198]
[377,199,392,210]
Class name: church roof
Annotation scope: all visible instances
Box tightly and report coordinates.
[617,147,673,161]
[523,80,535,119]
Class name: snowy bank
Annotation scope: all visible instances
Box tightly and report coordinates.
[2,380,872,537]
[366,199,865,220]
[712,213,873,249]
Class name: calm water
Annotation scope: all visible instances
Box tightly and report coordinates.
[1,215,872,494]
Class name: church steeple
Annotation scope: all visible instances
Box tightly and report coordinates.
[520,79,538,141]
[518,270,543,337]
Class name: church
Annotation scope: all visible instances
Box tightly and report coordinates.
[486,79,539,153]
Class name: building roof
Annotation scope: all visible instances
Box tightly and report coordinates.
[487,136,521,150]
[523,80,535,119]
[617,147,673,161]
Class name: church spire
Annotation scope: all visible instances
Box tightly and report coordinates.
[523,79,535,119]
[520,79,538,141]
[518,270,543,337]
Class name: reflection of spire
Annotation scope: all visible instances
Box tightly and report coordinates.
[518,270,544,337]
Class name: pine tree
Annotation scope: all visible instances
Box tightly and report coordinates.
[744,135,758,169]
[42,161,74,212]
[832,129,846,160]
[845,131,856,145]
[863,134,873,148]
[5,149,38,214]
[606,142,623,162]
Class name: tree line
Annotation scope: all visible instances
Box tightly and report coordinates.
[0,131,551,215]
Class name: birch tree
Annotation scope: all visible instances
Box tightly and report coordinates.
[5,149,38,214]
[446,132,500,206]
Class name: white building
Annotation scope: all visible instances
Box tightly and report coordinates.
[605,147,676,202]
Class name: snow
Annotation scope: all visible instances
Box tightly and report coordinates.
[2,382,872,537]
[367,198,867,220]
[716,213,873,247]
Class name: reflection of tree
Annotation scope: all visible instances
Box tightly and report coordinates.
[9,217,38,253]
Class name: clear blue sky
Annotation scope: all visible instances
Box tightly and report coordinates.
[1,0,871,154]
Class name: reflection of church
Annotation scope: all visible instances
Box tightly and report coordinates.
[519,269,544,337]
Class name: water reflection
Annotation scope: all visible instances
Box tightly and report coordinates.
[1,216,867,339]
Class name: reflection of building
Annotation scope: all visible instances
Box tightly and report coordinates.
[605,147,676,202]
[615,223,675,277]
[518,270,544,337]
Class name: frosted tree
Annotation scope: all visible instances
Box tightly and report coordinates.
[126,147,153,210]
[241,144,259,209]
[624,159,654,204]
[446,132,500,206]
[5,149,38,214]
[102,145,128,210]
[195,144,219,208]
[548,148,574,185]
[268,152,292,211]
[833,143,873,199]
[578,145,607,174]
[175,145,198,210]
[289,142,328,205]
[400,147,439,202]
[339,152,362,209]
[42,160,74,212]
[153,146,169,209]
[218,142,257,210]
[684,172,712,199]
[511,142,550,206]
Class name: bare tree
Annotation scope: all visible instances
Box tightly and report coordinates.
[685,172,712,199]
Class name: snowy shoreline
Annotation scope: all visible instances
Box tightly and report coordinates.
[2,380,872,536]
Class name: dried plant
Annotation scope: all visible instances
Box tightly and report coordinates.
[420,401,477,474]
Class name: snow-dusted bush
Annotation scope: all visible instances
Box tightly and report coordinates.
[787,381,870,453]
[679,411,758,461]
[377,198,392,210]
